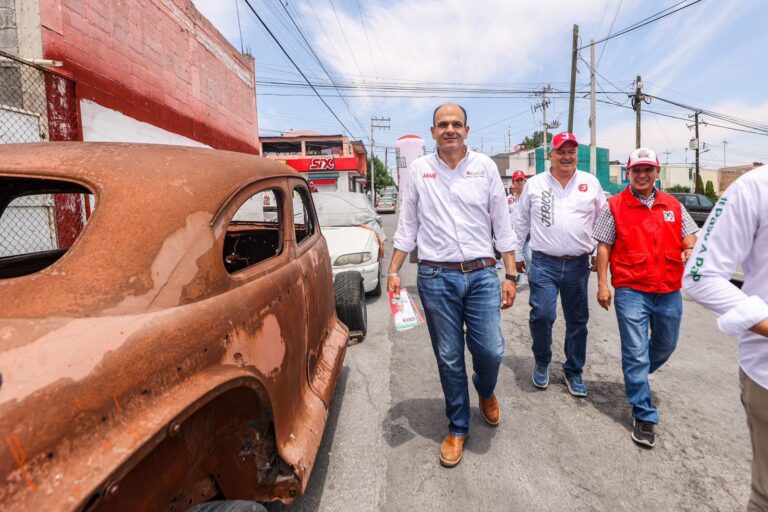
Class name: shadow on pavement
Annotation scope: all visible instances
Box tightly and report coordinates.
[579,378,633,432]
[382,398,498,455]
[502,354,543,394]
[266,366,350,511]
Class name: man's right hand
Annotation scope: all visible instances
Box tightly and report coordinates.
[387,274,402,299]
[597,283,612,310]
[515,261,526,273]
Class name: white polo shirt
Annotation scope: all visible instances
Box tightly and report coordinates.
[683,166,768,389]
[393,149,516,262]
[514,169,606,259]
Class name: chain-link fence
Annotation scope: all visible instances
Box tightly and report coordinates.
[0,50,87,259]
[0,49,54,143]
[0,195,58,257]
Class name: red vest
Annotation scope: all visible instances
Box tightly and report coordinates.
[608,187,685,293]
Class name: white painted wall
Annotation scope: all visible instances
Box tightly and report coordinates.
[80,100,210,147]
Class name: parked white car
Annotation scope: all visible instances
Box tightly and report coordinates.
[313,192,386,296]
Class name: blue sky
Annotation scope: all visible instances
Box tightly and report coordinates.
[192,0,768,173]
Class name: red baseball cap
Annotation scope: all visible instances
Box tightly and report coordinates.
[512,170,526,181]
[627,148,660,169]
[551,132,579,150]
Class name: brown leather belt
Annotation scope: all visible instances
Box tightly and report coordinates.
[533,251,589,261]
[420,257,497,273]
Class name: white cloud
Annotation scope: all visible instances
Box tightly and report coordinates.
[300,0,605,110]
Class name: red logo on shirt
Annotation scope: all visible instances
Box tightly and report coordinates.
[422,172,437,179]
[578,184,588,192]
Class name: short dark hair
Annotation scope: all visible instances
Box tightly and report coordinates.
[432,103,468,127]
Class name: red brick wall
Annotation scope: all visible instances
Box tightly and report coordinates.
[39,0,259,154]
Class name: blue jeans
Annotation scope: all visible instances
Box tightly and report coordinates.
[614,288,681,424]
[528,252,590,377]
[519,235,532,284]
[417,264,505,437]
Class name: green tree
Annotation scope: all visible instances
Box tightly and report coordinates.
[521,131,553,150]
[366,155,395,194]
[666,185,691,193]
[704,180,718,203]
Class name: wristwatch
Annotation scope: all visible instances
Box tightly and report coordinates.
[505,273,521,283]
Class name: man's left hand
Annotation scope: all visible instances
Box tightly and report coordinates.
[501,280,516,309]
[681,248,693,264]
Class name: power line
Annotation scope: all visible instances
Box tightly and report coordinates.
[579,0,705,50]
[327,0,366,79]
[279,0,368,139]
[596,0,623,66]
[354,0,379,79]
[241,0,361,139]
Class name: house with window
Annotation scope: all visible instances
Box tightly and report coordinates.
[260,131,368,193]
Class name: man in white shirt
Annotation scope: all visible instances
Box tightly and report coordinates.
[514,132,606,397]
[683,166,768,510]
[388,103,518,468]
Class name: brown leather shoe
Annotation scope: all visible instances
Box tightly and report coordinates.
[479,394,501,426]
[439,434,467,467]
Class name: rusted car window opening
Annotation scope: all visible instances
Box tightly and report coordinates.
[0,177,93,279]
[224,188,284,274]
[293,186,317,246]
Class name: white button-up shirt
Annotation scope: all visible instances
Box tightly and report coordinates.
[683,167,768,389]
[513,169,606,259]
[393,149,516,262]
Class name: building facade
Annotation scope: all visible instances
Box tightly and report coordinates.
[1,0,259,256]
[260,131,368,193]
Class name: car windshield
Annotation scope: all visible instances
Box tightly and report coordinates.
[311,192,385,240]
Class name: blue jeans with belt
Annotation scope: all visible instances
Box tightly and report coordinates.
[417,264,504,437]
[614,287,681,424]
[528,251,590,377]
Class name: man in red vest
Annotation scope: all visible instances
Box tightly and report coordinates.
[593,148,699,448]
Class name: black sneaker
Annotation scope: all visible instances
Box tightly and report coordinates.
[632,420,656,448]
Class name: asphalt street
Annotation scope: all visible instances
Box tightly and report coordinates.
[270,212,751,512]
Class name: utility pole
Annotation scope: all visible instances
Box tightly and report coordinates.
[370,116,390,198]
[589,38,596,176]
[532,85,559,171]
[663,148,671,166]
[567,24,579,133]
[722,138,728,169]
[691,110,701,193]
[632,75,644,148]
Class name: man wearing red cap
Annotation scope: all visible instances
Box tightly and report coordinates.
[593,147,698,448]
[514,132,606,397]
[508,170,531,287]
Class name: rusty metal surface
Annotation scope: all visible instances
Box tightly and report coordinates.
[0,143,348,511]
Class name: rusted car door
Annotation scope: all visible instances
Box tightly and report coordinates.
[291,181,340,406]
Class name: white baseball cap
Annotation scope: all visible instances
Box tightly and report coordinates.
[627,148,660,169]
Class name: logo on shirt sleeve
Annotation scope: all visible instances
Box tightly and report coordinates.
[578,183,588,192]
[663,211,675,222]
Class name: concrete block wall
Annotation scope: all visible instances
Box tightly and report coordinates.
[39,0,259,153]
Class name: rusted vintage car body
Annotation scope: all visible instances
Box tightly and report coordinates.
[0,143,348,511]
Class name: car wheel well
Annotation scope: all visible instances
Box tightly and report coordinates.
[83,383,295,512]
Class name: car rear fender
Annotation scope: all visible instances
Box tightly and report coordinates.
[74,367,292,512]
